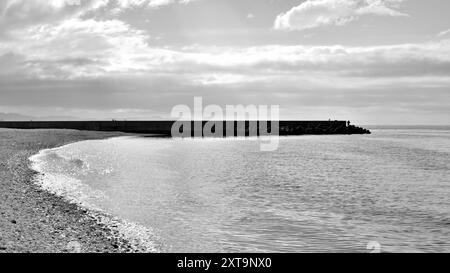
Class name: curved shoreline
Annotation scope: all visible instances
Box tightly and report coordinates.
[0,128,142,253]
[29,139,160,253]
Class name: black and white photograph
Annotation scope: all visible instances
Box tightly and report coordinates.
[0,0,449,260]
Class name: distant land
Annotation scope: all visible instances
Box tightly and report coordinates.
[0,113,79,121]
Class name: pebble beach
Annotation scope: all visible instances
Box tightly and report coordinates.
[0,129,137,253]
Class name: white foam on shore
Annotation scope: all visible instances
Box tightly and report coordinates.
[29,141,161,253]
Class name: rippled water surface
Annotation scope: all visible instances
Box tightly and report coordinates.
[31,127,450,252]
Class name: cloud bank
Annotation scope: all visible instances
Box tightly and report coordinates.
[0,0,449,124]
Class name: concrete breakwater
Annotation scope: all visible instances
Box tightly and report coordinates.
[0,121,371,136]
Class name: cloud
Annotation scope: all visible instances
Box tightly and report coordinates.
[274,0,408,31]
[0,0,199,34]
[438,29,450,38]
[2,19,450,83]
[0,0,204,79]
[116,0,184,9]
[0,0,448,83]
[0,0,449,124]
[0,0,109,33]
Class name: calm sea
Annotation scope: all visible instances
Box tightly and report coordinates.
[30,127,450,253]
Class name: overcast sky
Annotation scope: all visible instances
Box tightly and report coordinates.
[0,0,449,124]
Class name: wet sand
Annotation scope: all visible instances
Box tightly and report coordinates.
[0,129,139,253]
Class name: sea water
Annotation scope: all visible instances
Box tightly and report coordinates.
[30,127,450,253]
